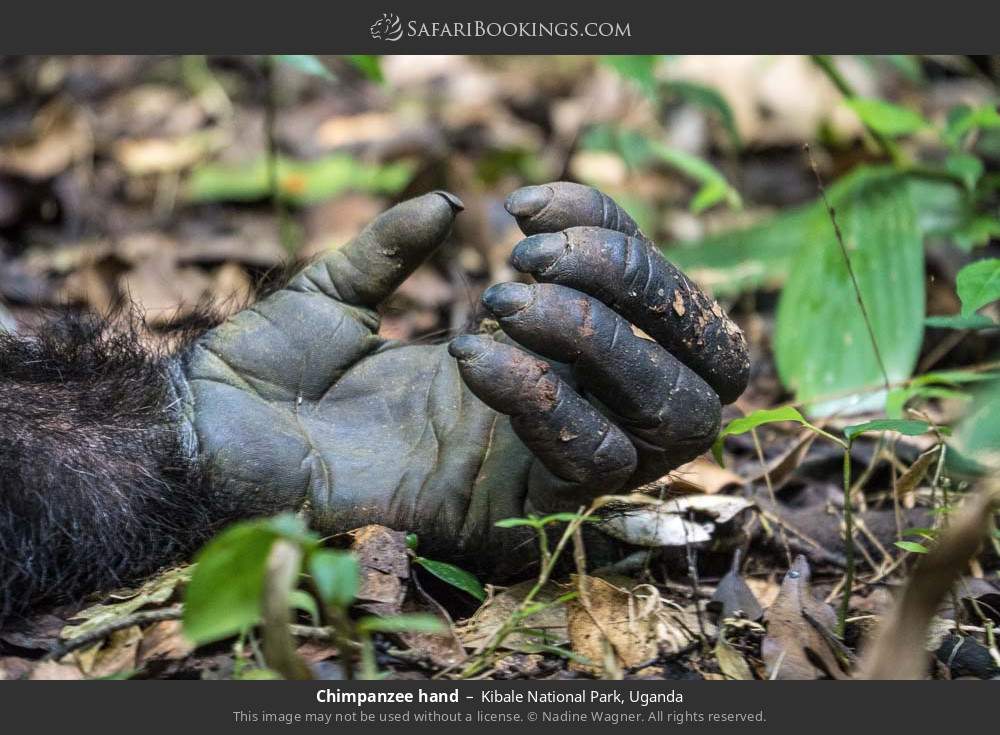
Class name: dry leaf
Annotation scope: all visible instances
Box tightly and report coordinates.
[136,620,194,666]
[454,581,567,651]
[670,457,746,495]
[349,525,410,618]
[715,630,754,680]
[895,446,940,498]
[746,431,817,487]
[0,100,92,179]
[567,575,659,674]
[709,554,763,622]
[61,567,189,643]
[762,555,848,680]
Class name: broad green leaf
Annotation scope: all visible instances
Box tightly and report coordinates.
[957,258,1000,316]
[187,154,415,205]
[712,406,809,465]
[945,152,984,191]
[345,55,383,83]
[356,614,447,634]
[924,314,996,330]
[953,377,1000,470]
[308,550,359,608]
[845,98,930,137]
[273,55,334,80]
[413,557,486,601]
[843,419,932,442]
[775,169,931,416]
[894,540,929,554]
[668,168,964,299]
[183,515,313,646]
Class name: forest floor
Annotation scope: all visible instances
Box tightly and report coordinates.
[0,55,998,681]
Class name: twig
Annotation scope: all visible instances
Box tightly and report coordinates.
[43,605,183,661]
[751,426,792,566]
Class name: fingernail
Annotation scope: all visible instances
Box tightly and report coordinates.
[511,233,567,274]
[448,334,488,360]
[482,282,533,317]
[432,190,465,213]
[504,185,553,218]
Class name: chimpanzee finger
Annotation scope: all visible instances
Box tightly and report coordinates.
[448,335,637,496]
[505,182,642,238]
[481,282,721,466]
[510,226,749,404]
[287,191,463,310]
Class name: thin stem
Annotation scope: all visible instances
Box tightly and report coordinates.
[838,447,855,638]
[806,144,892,393]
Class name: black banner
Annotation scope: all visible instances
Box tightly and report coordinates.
[2,680,998,733]
[1,0,999,53]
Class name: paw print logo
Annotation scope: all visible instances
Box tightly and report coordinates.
[370,13,403,41]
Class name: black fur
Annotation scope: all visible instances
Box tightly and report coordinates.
[0,310,235,624]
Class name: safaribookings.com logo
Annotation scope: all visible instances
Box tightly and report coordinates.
[369,14,631,41]
[370,13,404,41]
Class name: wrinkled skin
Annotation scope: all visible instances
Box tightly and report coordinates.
[175,183,750,573]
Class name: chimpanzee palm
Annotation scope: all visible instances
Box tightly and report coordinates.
[177,182,749,569]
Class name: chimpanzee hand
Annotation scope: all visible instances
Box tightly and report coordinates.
[175,183,749,571]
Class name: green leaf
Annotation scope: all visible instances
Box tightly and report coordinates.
[843,419,932,442]
[924,314,997,330]
[902,527,937,540]
[288,589,320,626]
[945,152,984,191]
[944,104,1000,148]
[495,512,593,529]
[894,540,930,554]
[183,516,306,646]
[413,557,485,601]
[957,258,1000,317]
[308,550,359,609]
[668,168,965,300]
[345,55,383,83]
[187,154,415,205]
[183,515,315,646]
[273,55,334,80]
[712,406,809,465]
[950,216,1000,251]
[356,614,447,634]
[600,55,661,98]
[647,141,741,213]
[845,98,930,137]
[953,377,1000,470]
[665,80,741,147]
[774,169,932,416]
[495,516,540,529]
